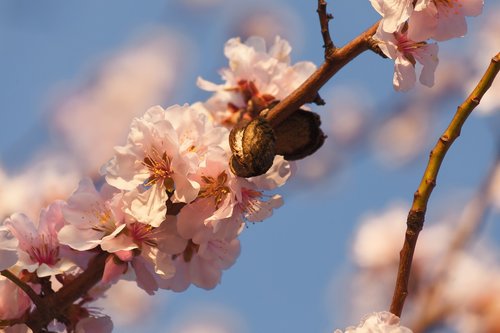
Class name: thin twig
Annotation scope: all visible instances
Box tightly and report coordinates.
[265,20,380,127]
[389,52,500,317]
[317,0,335,58]
[1,270,43,308]
[410,154,499,332]
[24,251,108,332]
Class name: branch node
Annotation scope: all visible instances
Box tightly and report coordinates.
[367,37,387,59]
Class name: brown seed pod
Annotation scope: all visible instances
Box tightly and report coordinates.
[229,117,276,178]
[274,109,326,160]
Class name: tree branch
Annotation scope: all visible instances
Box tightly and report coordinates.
[265,20,380,127]
[317,0,335,58]
[410,154,499,332]
[25,251,108,332]
[1,270,43,309]
[389,52,500,317]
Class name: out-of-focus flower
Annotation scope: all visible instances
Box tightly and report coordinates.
[334,311,412,333]
[490,163,500,211]
[0,274,31,320]
[198,36,316,125]
[51,30,190,175]
[230,5,303,49]
[74,316,113,333]
[372,104,431,167]
[352,203,408,268]
[3,201,76,277]
[375,28,439,91]
[94,279,155,327]
[0,154,81,221]
[407,0,484,42]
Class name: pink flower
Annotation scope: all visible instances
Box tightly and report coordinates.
[59,178,126,251]
[198,36,316,126]
[104,104,228,227]
[408,0,484,42]
[101,218,187,293]
[370,0,414,33]
[0,224,19,271]
[0,274,31,320]
[3,201,76,277]
[165,212,242,291]
[375,28,439,91]
[335,311,412,333]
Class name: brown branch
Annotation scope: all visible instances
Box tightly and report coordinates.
[410,154,499,332]
[317,0,335,58]
[25,251,108,332]
[1,270,43,309]
[265,20,380,127]
[389,52,500,317]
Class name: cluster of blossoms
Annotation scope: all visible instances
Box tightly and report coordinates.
[370,0,483,91]
[0,36,314,332]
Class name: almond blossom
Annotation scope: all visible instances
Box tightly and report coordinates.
[58,178,126,251]
[100,217,187,294]
[0,274,31,321]
[375,28,439,91]
[407,0,484,42]
[370,0,483,42]
[197,36,316,125]
[162,220,242,292]
[3,201,76,277]
[335,312,413,333]
[369,0,413,34]
[104,104,228,227]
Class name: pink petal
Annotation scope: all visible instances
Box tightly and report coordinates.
[408,5,438,41]
[433,3,468,41]
[102,255,127,284]
[393,56,416,91]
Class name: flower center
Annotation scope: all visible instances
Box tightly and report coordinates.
[225,80,276,125]
[142,148,175,192]
[198,171,231,209]
[91,207,116,234]
[240,188,263,214]
[394,32,427,63]
[127,223,157,247]
[29,234,59,266]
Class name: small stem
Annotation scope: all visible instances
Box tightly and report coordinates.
[389,52,500,317]
[317,0,335,58]
[410,154,499,332]
[24,251,108,332]
[265,20,380,127]
[1,270,43,308]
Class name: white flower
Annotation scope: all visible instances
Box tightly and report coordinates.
[59,178,126,251]
[335,312,413,333]
[375,28,439,91]
[370,0,414,33]
[104,104,228,226]
[198,36,316,125]
[3,201,76,277]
